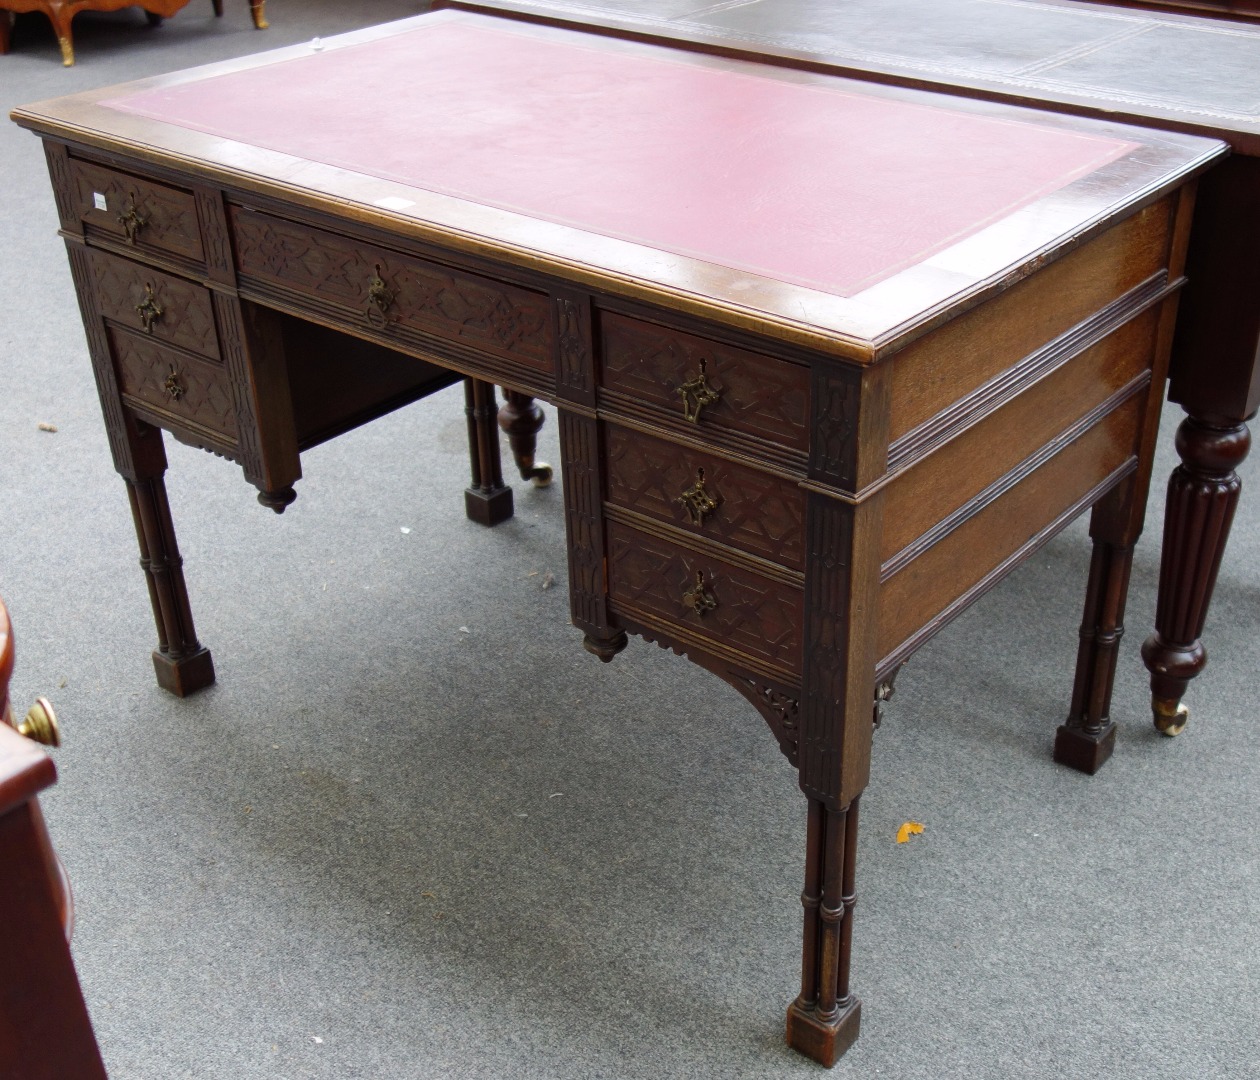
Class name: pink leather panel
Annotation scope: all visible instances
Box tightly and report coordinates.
[102,15,1135,297]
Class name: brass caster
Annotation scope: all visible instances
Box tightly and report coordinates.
[18,698,61,747]
[58,36,74,66]
[530,462,553,488]
[1153,697,1189,737]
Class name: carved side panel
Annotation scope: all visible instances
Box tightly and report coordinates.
[194,187,236,286]
[601,311,811,452]
[230,207,552,370]
[810,365,861,489]
[798,496,854,805]
[110,328,239,442]
[558,411,613,637]
[606,520,803,676]
[554,293,595,405]
[43,142,78,234]
[213,293,260,474]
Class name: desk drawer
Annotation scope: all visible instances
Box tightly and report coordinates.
[86,248,220,361]
[68,158,204,264]
[229,207,553,373]
[606,519,803,677]
[599,312,810,459]
[109,327,238,445]
[605,424,806,571]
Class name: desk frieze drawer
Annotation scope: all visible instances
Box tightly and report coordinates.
[599,311,811,461]
[68,158,204,264]
[606,519,803,677]
[86,248,220,361]
[108,327,239,446]
[606,424,806,571]
[229,207,553,372]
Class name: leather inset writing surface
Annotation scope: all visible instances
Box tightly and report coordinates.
[103,14,1133,298]
[667,0,1260,124]
[695,0,1127,75]
[1036,23,1260,116]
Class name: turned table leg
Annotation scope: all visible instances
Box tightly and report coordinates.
[124,464,214,696]
[463,378,514,526]
[1141,416,1250,736]
[786,797,862,1067]
[0,11,12,55]
[498,390,553,487]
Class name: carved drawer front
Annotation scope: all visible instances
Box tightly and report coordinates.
[599,311,810,459]
[108,327,238,445]
[68,158,204,264]
[605,424,807,571]
[229,207,553,373]
[87,248,220,361]
[606,519,803,677]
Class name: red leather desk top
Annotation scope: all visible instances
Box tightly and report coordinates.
[101,14,1133,298]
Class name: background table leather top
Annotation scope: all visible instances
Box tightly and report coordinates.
[491,0,1260,135]
[103,13,1134,297]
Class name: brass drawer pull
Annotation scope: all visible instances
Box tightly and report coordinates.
[366,263,394,327]
[682,570,717,616]
[677,358,720,423]
[163,366,186,401]
[15,697,60,747]
[677,468,719,526]
[116,199,147,243]
[135,283,163,333]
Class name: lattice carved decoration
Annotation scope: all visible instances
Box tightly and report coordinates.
[231,210,551,366]
[607,525,802,675]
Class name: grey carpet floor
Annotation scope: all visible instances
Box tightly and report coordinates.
[1,3,1258,1078]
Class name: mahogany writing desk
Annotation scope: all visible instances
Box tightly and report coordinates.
[10,10,1223,1066]
[449,0,1260,759]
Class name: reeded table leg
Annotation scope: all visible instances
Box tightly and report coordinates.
[124,468,214,696]
[1141,416,1250,736]
[786,797,862,1067]
[464,378,514,526]
[499,390,553,487]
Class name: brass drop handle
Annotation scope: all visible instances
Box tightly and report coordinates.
[135,283,163,333]
[163,367,185,401]
[677,358,721,423]
[677,467,719,526]
[682,570,717,617]
[365,264,394,327]
[16,698,60,747]
[116,198,147,243]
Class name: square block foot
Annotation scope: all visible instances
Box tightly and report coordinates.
[1053,721,1116,775]
[465,484,514,526]
[153,646,215,697]
[786,996,861,1067]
